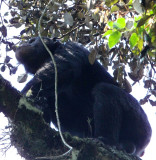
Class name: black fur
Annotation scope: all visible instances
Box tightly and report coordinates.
[16,37,152,157]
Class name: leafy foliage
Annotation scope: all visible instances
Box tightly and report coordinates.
[0,0,155,105]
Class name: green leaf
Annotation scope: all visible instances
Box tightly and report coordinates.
[133,22,137,28]
[129,33,139,48]
[108,21,113,29]
[108,31,121,48]
[113,18,126,29]
[128,0,133,5]
[105,0,118,7]
[135,16,142,21]
[111,5,119,12]
[148,51,156,57]
[103,30,113,37]
[138,39,143,51]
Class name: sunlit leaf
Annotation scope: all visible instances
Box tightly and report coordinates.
[111,5,119,12]
[114,18,126,29]
[148,51,156,57]
[135,15,142,21]
[138,39,143,51]
[103,30,113,37]
[105,0,118,7]
[108,21,113,29]
[129,33,139,48]
[108,31,121,48]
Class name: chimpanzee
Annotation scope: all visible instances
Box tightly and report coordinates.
[15,37,152,157]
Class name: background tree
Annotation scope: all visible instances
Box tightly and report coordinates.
[0,0,155,160]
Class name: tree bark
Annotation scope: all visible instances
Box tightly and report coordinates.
[0,75,141,160]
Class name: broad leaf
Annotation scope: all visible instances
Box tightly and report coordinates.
[108,31,121,48]
[129,33,139,48]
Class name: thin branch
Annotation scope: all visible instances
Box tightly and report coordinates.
[38,0,73,159]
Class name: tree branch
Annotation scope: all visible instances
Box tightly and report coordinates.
[0,75,141,160]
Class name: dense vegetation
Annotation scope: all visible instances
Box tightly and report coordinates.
[0,1,156,160]
[1,0,155,105]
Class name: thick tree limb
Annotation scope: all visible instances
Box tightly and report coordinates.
[0,75,141,160]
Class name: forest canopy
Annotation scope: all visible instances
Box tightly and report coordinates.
[0,0,156,105]
[0,1,156,160]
